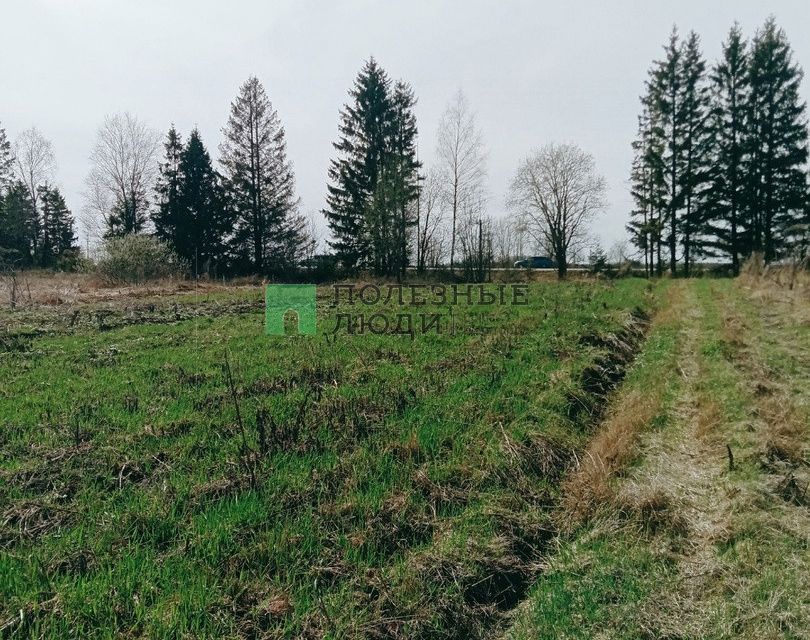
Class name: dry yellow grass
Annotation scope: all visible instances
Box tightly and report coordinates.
[558,282,688,531]
[560,390,661,529]
[719,281,809,466]
[0,269,262,310]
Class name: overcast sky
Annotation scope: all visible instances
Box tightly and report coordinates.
[2,0,809,253]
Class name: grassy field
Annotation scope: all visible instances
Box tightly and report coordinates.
[0,278,660,639]
[2,275,807,639]
[507,278,810,640]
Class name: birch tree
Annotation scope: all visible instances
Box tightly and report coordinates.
[14,128,56,257]
[435,90,486,272]
[84,113,160,237]
[509,143,606,278]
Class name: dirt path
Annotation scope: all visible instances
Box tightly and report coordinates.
[507,279,810,640]
[623,280,810,638]
[614,284,732,636]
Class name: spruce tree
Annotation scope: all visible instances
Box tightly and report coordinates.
[0,182,36,266]
[631,57,671,277]
[324,59,421,275]
[628,132,652,276]
[220,76,301,274]
[628,105,666,277]
[153,126,184,249]
[325,58,393,272]
[705,24,750,274]
[388,81,421,277]
[0,124,13,195]
[649,27,686,275]
[37,184,77,267]
[107,188,149,237]
[678,31,712,276]
[746,17,809,261]
[177,129,231,273]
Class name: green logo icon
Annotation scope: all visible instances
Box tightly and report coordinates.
[265,284,317,335]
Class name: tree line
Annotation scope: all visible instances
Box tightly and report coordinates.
[0,126,78,269]
[82,78,311,277]
[0,57,622,282]
[0,77,314,277]
[1,61,504,280]
[9,21,805,281]
[628,18,810,277]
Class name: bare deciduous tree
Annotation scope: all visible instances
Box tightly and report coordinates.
[415,169,444,272]
[14,127,56,207]
[303,211,324,261]
[435,90,486,272]
[508,143,606,278]
[492,213,523,267]
[84,113,160,237]
[14,128,56,257]
[458,205,493,282]
[456,185,487,269]
[80,179,112,253]
[609,239,632,266]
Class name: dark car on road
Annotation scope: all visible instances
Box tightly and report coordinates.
[514,256,555,269]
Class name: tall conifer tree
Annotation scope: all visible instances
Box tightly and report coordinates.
[324,59,421,275]
[705,24,750,273]
[0,182,36,266]
[651,27,685,275]
[391,81,421,276]
[177,129,231,272]
[220,76,302,274]
[153,126,184,248]
[746,17,809,261]
[628,105,666,277]
[325,58,392,271]
[0,124,13,195]
[678,31,712,275]
[37,184,77,267]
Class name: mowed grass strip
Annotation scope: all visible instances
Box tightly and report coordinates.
[506,280,688,640]
[0,279,659,638]
[508,278,810,640]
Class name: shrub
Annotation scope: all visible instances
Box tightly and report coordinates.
[588,246,607,272]
[54,248,87,272]
[96,235,186,284]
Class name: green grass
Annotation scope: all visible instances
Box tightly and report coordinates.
[0,279,661,638]
[509,536,675,640]
[507,280,687,640]
[509,278,810,640]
